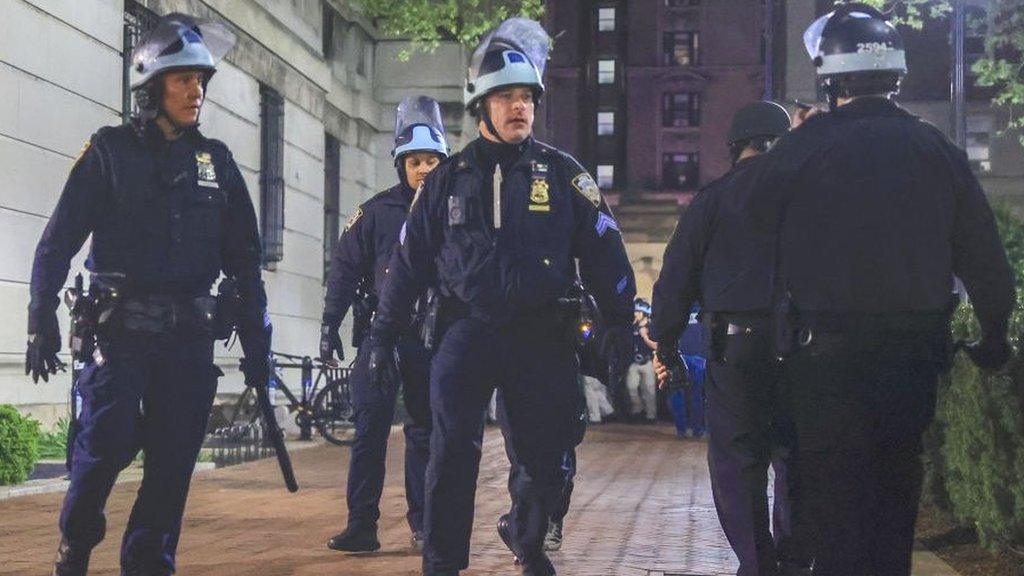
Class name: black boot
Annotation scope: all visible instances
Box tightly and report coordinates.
[497,514,523,564]
[520,551,556,576]
[52,538,90,576]
[326,525,380,553]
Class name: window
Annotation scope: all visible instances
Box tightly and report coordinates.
[966,115,992,173]
[662,92,701,127]
[598,59,616,85]
[663,31,700,66]
[260,84,285,266]
[598,7,616,32]
[122,1,159,121]
[666,0,701,6]
[662,153,700,190]
[597,111,616,136]
[323,134,341,282]
[597,165,615,189]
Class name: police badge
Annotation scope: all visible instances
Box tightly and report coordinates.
[529,178,550,212]
[195,152,218,188]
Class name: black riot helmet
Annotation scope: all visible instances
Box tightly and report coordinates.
[727,101,791,164]
[804,4,907,107]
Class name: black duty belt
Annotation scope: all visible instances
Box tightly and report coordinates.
[799,311,949,335]
[118,294,216,335]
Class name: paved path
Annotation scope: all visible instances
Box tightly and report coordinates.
[0,424,956,575]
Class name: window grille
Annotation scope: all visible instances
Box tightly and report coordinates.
[323,134,342,282]
[260,84,285,266]
[122,0,160,121]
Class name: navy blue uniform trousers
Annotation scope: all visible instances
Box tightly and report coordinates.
[346,332,432,533]
[423,316,579,574]
[705,329,794,576]
[59,332,219,572]
[782,333,941,576]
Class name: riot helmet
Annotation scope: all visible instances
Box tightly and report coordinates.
[392,95,449,166]
[727,101,791,163]
[465,18,550,142]
[803,4,906,106]
[130,13,236,122]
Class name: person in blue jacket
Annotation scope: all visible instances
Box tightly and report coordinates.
[24,14,271,575]
[673,304,706,437]
[320,96,449,553]
[366,18,636,576]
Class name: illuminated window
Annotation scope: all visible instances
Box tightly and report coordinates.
[598,59,616,84]
[597,111,616,136]
[663,31,700,66]
[597,165,615,189]
[598,7,616,32]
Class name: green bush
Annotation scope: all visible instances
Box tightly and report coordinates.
[0,404,40,485]
[36,418,70,461]
[925,203,1024,551]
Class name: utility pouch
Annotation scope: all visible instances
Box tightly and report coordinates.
[351,290,377,348]
[186,296,217,336]
[772,290,801,360]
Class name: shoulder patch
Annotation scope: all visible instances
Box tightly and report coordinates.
[344,208,364,232]
[571,172,602,208]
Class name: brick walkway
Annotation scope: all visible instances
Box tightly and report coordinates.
[0,424,956,576]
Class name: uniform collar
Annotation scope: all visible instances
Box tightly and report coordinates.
[833,96,912,120]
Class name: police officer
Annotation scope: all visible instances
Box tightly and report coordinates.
[651,100,796,576]
[745,5,1014,573]
[25,14,271,575]
[625,298,658,422]
[320,95,448,553]
[367,18,636,576]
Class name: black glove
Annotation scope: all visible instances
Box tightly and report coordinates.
[656,342,690,392]
[600,325,633,397]
[367,331,399,389]
[319,322,344,366]
[240,354,271,388]
[26,312,63,384]
[964,337,1011,372]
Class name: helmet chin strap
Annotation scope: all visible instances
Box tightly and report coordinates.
[480,102,508,145]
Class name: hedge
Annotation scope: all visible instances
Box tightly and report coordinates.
[0,404,40,486]
[924,204,1024,552]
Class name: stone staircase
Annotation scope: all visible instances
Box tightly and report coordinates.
[611,191,688,243]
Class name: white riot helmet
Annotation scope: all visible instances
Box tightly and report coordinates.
[130,13,236,121]
[392,96,449,166]
[464,18,551,113]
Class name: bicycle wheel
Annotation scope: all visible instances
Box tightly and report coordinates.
[312,369,356,446]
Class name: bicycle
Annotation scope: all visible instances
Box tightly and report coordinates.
[224,350,357,446]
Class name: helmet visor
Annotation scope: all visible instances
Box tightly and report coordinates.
[468,18,551,84]
[803,12,832,59]
[132,14,236,72]
[395,96,446,140]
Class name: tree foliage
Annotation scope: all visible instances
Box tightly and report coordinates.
[838,0,1024,147]
[356,0,544,53]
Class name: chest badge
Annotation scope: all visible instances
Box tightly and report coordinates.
[529,161,551,213]
[196,152,218,188]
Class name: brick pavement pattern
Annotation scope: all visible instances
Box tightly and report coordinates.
[0,424,737,575]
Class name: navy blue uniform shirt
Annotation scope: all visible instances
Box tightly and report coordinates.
[28,121,267,335]
[651,154,776,343]
[373,136,636,335]
[322,183,416,325]
[748,97,1014,330]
